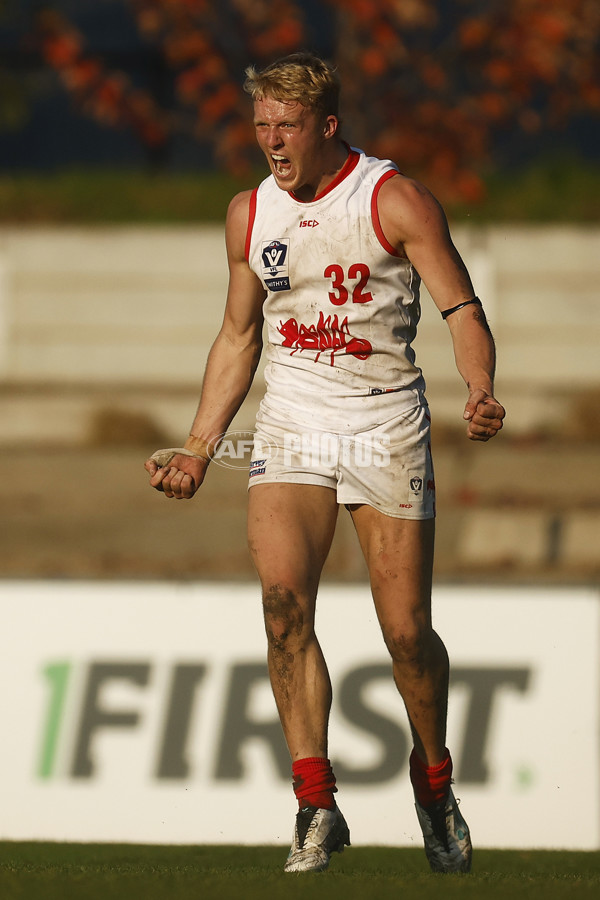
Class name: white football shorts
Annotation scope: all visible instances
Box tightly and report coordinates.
[248,387,435,520]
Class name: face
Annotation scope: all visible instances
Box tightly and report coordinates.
[253,95,337,199]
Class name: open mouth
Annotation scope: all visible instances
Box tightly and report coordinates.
[272,154,292,177]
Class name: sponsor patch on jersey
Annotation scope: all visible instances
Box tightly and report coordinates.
[249,458,267,478]
[261,239,291,292]
[368,386,404,395]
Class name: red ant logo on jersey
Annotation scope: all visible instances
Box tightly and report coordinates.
[277,312,372,366]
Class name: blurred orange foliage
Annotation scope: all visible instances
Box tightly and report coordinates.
[36,9,169,151]
[34,0,600,202]
[328,0,599,202]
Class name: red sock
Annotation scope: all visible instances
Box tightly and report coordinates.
[292,757,337,810]
[409,748,453,806]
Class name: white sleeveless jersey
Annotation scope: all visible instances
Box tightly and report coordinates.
[245,148,426,401]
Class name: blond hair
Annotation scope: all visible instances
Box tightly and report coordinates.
[243,52,340,120]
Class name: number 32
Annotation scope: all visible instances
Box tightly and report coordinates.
[324,263,373,305]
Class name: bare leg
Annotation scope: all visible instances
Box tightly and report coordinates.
[349,507,448,765]
[248,483,339,761]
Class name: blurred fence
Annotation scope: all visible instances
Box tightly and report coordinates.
[0,223,598,581]
[0,223,599,445]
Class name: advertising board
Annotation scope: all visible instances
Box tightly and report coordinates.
[1,582,598,849]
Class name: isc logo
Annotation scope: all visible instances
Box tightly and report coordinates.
[299,220,319,228]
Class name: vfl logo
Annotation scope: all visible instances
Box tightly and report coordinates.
[278,311,372,366]
[262,239,291,292]
[409,476,423,493]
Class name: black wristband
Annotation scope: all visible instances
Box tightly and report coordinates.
[441,296,482,320]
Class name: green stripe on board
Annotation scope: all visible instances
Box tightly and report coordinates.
[38,662,71,779]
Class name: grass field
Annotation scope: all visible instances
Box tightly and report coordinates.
[1,844,599,900]
[1,155,599,224]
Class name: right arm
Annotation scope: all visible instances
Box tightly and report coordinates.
[145,190,266,498]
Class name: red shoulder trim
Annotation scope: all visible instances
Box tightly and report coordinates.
[372,168,401,257]
[245,187,259,261]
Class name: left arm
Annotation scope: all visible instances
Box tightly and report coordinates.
[443,301,504,441]
[378,175,505,441]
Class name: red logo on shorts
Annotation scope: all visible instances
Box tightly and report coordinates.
[277,312,372,366]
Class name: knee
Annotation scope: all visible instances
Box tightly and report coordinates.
[262,584,311,652]
[381,621,432,668]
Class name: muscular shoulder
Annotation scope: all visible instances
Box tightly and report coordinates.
[225,189,255,263]
[226,189,254,232]
[377,172,450,254]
